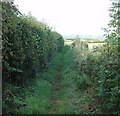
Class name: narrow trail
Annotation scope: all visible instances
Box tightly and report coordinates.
[48,56,63,114]
[45,48,100,114]
[16,47,100,114]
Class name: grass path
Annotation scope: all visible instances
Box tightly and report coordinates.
[47,54,63,114]
[16,46,100,114]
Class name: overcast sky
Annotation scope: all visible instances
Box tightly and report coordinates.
[14,0,111,38]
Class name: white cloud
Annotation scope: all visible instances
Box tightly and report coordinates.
[14,0,111,37]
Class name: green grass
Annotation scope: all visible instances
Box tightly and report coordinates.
[12,51,65,114]
[51,46,96,114]
[13,78,52,114]
[4,45,99,114]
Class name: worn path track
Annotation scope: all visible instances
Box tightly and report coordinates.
[45,50,100,114]
[47,56,63,114]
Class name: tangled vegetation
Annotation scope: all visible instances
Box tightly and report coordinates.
[2,2,64,113]
[2,1,119,115]
[71,1,119,114]
[2,2,64,84]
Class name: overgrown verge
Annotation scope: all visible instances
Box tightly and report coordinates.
[2,2,64,114]
[2,1,119,115]
[70,1,119,114]
[51,46,98,114]
[2,51,64,114]
[3,77,52,114]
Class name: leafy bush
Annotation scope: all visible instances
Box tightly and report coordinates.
[2,2,64,85]
[71,1,119,114]
[2,2,64,114]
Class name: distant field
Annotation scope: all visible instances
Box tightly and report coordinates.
[64,39,106,50]
[88,42,106,50]
[64,39,74,45]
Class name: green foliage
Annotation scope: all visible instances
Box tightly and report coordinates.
[99,1,119,114]
[2,2,64,84]
[2,78,51,114]
[2,1,119,115]
[2,2,64,114]
[72,42,119,114]
[14,79,52,114]
[71,1,119,114]
[75,74,93,90]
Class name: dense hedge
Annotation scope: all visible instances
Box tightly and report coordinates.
[72,1,119,114]
[2,2,64,85]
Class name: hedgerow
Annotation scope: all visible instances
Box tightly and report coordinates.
[2,2,64,85]
[72,1,119,114]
